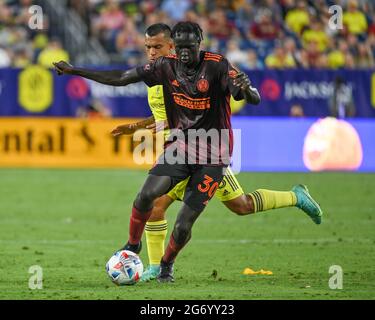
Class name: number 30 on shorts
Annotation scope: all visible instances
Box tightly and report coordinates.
[198,175,219,199]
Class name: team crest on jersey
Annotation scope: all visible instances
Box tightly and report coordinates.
[144,64,151,71]
[197,79,209,93]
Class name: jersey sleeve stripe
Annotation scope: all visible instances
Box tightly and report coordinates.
[204,58,221,62]
[205,52,222,57]
[205,55,222,59]
[204,53,223,60]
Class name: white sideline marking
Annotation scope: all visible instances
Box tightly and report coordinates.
[196,238,373,244]
[0,238,372,245]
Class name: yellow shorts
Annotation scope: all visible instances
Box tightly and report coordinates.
[167,167,244,202]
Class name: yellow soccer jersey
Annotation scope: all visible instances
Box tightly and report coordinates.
[147,85,167,122]
[147,85,170,139]
[230,96,246,114]
[167,167,244,202]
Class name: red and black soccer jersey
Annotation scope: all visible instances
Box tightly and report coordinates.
[136,51,243,165]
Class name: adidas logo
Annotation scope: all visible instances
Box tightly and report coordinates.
[171,80,180,87]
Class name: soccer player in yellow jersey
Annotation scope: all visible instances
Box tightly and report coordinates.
[111,23,323,281]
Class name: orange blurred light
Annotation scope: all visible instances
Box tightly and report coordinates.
[303,117,363,171]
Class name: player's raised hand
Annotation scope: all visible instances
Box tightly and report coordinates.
[111,124,137,136]
[233,71,251,90]
[53,61,74,75]
[234,71,260,105]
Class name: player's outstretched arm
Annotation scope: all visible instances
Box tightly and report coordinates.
[53,61,141,86]
[111,116,155,136]
[233,72,261,105]
[111,118,168,136]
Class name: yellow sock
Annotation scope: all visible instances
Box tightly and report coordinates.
[145,220,168,265]
[248,189,297,213]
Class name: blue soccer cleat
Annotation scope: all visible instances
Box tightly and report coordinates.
[140,265,160,282]
[292,184,323,225]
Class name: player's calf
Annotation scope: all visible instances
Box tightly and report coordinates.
[223,194,255,215]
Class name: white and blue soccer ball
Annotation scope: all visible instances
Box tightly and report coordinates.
[106,250,143,285]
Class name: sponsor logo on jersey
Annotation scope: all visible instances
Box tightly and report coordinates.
[172,93,211,110]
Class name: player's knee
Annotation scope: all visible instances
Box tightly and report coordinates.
[138,189,159,203]
[135,191,158,211]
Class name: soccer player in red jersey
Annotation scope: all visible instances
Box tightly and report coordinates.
[54,22,322,282]
[112,23,323,282]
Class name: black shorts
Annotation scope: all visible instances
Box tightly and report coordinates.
[150,162,227,213]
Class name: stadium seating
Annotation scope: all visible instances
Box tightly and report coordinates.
[1,0,374,69]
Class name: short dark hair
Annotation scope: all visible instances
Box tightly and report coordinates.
[145,23,172,38]
[171,22,203,43]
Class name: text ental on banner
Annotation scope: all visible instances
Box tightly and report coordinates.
[0,118,160,168]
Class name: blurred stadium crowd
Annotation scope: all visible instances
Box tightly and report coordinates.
[1,0,375,69]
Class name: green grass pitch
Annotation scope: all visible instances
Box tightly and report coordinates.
[0,169,374,300]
